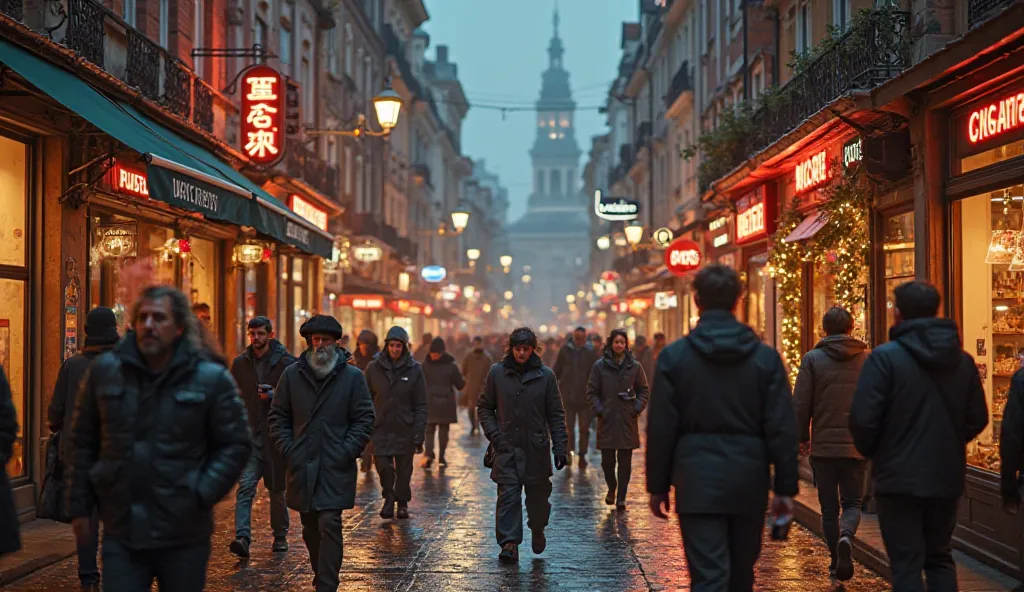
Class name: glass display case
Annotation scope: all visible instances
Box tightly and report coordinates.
[883,211,915,334]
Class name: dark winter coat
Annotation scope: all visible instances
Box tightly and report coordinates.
[269,347,375,512]
[478,353,569,484]
[552,341,599,408]
[364,343,428,456]
[634,346,655,388]
[423,353,466,424]
[851,318,988,498]
[0,366,20,555]
[646,311,799,515]
[413,343,431,364]
[229,339,295,492]
[1002,370,1024,505]
[587,351,650,450]
[461,349,494,409]
[65,334,251,549]
[48,344,116,462]
[793,335,868,459]
[352,330,380,370]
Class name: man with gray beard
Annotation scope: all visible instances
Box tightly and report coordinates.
[269,315,375,592]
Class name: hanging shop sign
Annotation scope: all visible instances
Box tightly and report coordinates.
[110,162,149,199]
[289,194,328,231]
[240,65,286,167]
[735,185,776,244]
[843,136,862,169]
[955,83,1024,158]
[593,189,640,221]
[420,265,448,283]
[795,149,830,193]
[627,298,651,315]
[652,227,674,248]
[95,222,138,258]
[350,295,386,310]
[654,291,678,310]
[664,237,702,276]
[390,299,434,316]
[352,242,383,263]
[233,243,272,265]
[708,215,733,248]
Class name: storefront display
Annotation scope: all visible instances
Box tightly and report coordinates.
[278,254,317,355]
[882,210,915,332]
[746,253,768,341]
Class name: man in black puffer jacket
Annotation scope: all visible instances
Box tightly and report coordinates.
[646,265,798,591]
[66,286,251,592]
[851,281,988,592]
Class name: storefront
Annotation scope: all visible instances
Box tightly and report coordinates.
[734,185,776,343]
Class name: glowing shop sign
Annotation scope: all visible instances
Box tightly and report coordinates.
[795,150,829,193]
[968,91,1024,145]
[114,164,149,198]
[664,238,702,276]
[289,195,328,231]
[240,65,286,166]
[593,190,640,221]
[737,202,764,242]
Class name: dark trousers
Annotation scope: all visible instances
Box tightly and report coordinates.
[300,510,344,592]
[425,423,450,460]
[375,454,413,502]
[564,403,592,456]
[495,479,553,546]
[600,449,633,501]
[234,439,289,541]
[76,511,100,586]
[811,456,867,567]
[876,495,960,592]
[467,407,478,431]
[679,513,764,592]
[101,536,210,592]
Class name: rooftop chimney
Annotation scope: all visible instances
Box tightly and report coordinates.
[437,45,449,64]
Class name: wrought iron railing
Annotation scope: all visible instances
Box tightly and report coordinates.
[192,78,214,132]
[664,60,692,108]
[163,58,191,116]
[126,30,160,100]
[0,0,22,23]
[968,0,1016,28]
[65,0,105,68]
[287,142,339,198]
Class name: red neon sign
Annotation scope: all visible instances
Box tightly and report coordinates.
[351,296,385,310]
[240,65,286,166]
[113,163,149,198]
[795,150,829,193]
[664,238,702,276]
[968,92,1024,145]
[289,194,328,231]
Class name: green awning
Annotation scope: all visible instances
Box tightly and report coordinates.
[0,38,332,258]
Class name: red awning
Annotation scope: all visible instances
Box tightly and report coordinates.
[785,211,829,243]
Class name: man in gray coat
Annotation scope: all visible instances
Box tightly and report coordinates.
[552,327,599,468]
[422,337,466,469]
[793,306,868,582]
[269,315,375,592]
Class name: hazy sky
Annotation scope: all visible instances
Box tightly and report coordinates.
[422,0,637,224]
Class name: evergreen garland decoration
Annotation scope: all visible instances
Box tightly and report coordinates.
[767,198,807,383]
[816,163,871,312]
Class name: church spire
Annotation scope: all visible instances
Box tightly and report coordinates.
[553,1,560,39]
[548,1,564,69]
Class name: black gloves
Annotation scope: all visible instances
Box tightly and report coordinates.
[554,454,568,470]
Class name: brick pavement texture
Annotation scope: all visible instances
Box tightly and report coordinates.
[2,421,895,591]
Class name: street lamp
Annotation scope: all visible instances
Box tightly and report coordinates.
[466,248,481,262]
[499,254,513,268]
[504,290,514,300]
[463,285,476,299]
[566,294,576,304]
[450,208,470,234]
[521,274,532,284]
[576,290,585,299]
[624,221,645,246]
[372,84,403,132]
[596,235,611,250]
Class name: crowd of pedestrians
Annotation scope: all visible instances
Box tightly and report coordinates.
[1,265,1023,592]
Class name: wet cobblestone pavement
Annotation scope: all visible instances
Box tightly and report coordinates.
[2,421,891,591]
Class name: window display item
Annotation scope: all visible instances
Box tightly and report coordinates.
[985,229,1018,264]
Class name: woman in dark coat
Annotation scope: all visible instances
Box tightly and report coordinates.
[422,337,466,469]
[586,329,650,509]
[352,329,381,474]
[0,365,22,556]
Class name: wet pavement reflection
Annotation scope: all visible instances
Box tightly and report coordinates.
[2,420,891,591]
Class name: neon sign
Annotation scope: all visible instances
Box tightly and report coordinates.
[795,150,829,193]
[289,195,328,231]
[664,238,702,276]
[240,65,286,166]
[967,92,1024,145]
[114,164,149,198]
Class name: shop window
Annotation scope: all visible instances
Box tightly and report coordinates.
[958,184,1024,473]
[882,211,915,335]
[0,134,28,478]
[811,261,868,344]
[746,253,768,341]
[185,236,218,329]
[236,266,259,355]
[0,136,27,267]
[0,280,26,478]
[961,138,1024,175]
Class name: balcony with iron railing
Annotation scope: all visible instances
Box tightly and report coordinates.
[664,60,693,112]
[286,142,339,199]
[347,212,417,261]
[969,0,1017,28]
[411,163,432,188]
[634,121,652,154]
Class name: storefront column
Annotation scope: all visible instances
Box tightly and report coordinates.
[917,109,948,296]
[266,256,279,333]
[221,240,239,356]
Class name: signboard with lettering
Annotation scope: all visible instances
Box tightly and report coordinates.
[664,237,702,276]
[95,223,138,258]
[593,190,640,221]
[339,294,385,310]
[954,83,1024,159]
[708,215,733,249]
[795,149,830,193]
[735,185,776,244]
[421,265,447,283]
[654,291,678,310]
[241,65,286,167]
[843,136,862,169]
[110,163,149,199]
[289,194,328,231]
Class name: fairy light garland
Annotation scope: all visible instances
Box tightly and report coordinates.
[767,200,807,384]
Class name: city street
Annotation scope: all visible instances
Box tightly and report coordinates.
[2,421,890,591]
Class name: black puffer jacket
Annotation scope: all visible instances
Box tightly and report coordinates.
[364,327,427,456]
[552,340,599,407]
[646,311,799,515]
[269,347,375,512]
[587,351,650,450]
[66,334,251,549]
[478,353,568,484]
[793,335,868,459]
[851,318,988,498]
[48,344,116,461]
[229,339,295,491]
[423,352,466,424]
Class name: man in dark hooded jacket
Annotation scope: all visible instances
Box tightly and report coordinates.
[552,327,599,468]
[646,265,798,590]
[479,327,569,564]
[851,281,988,592]
[47,307,119,591]
[793,306,868,582]
[229,316,296,557]
[351,329,380,475]
[269,315,375,592]
[423,337,466,469]
[364,326,427,520]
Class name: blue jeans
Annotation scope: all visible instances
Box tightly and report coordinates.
[77,511,99,585]
[234,438,289,541]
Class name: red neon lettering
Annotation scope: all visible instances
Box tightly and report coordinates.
[968,93,1024,144]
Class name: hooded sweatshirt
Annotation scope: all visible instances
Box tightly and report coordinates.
[353,330,380,370]
[851,318,989,497]
[793,334,868,458]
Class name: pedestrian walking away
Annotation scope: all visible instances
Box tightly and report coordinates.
[65,286,251,592]
[587,329,649,511]
[478,327,569,564]
[364,326,427,520]
[793,306,869,583]
[461,336,494,435]
[851,281,988,592]
[1002,365,1024,517]
[413,332,433,363]
[46,307,120,590]
[268,314,375,592]
[423,337,466,469]
[0,364,21,560]
[351,330,381,475]
[552,326,599,468]
[646,265,799,591]
[228,316,296,558]
[633,335,655,389]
